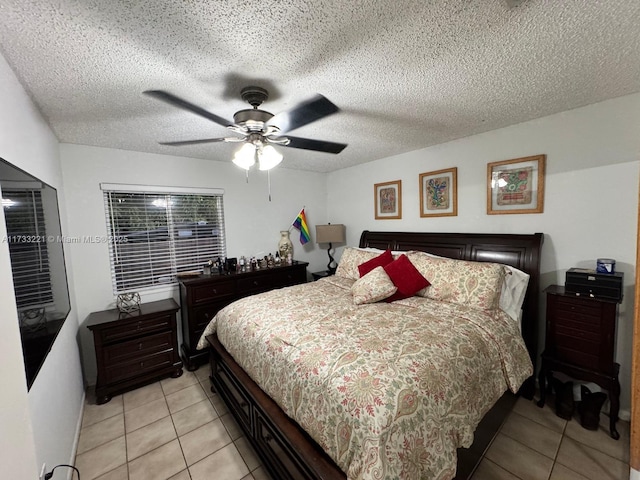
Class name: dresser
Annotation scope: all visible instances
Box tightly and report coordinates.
[178,261,309,370]
[537,285,620,439]
[87,298,183,404]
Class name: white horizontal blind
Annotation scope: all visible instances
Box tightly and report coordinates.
[103,189,226,293]
[3,189,53,308]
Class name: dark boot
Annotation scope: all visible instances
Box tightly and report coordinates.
[578,385,607,430]
[552,378,574,420]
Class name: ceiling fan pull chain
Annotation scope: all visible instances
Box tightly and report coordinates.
[246,169,249,184]
[268,170,272,202]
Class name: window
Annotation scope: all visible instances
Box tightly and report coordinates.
[101,184,226,293]
[3,188,54,309]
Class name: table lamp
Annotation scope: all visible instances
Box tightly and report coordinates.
[315,224,346,274]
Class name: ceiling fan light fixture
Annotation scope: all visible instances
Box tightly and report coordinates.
[258,145,283,171]
[232,143,256,170]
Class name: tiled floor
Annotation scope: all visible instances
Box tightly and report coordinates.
[76,366,631,480]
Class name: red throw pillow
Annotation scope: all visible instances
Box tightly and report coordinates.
[383,254,431,302]
[357,249,394,277]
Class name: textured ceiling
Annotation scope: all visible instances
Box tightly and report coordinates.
[0,0,639,172]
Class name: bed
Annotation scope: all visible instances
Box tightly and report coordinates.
[199,231,543,479]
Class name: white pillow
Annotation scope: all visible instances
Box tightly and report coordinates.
[500,265,530,324]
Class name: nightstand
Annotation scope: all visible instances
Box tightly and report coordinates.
[312,270,333,281]
[537,285,620,439]
[87,298,183,404]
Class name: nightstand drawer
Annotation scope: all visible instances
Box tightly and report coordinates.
[555,297,601,316]
[105,350,174,384]
[555,346,599,370]
[192,280,235,304]
[100,314,172,343]
[552,313,601,332]
[104,331,173,364]
[555,324,600,342]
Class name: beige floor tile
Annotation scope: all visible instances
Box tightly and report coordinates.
[189,444,250,480]
[514,396,567,433]
[210,393,229,415]
[194,365,211,382]
[250,466,272,480]
[235,437,260,472]
[201,379,215,398]
[500,411,563,459]
[161,371,199,396]
[94,464,128,480]
[549,463,590,480]
[220,413,243,440]
[77,414,125,455]
[128,439,186,480]
[82,395,124,428]
[485,433,554,480]
[240,475,254,480]
[172,399,219,436]
[470,458,520,480]
[125,397,170,433]
[179,418,232,466]
[75,436,127,480]
[167,470,191,480]
[564,414,630,462]
[556,437,630,480]
[166,383,208,413]
[126,416,177,461]
[123,382,164,411]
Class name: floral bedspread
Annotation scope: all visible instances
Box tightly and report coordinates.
[197,276,532,480]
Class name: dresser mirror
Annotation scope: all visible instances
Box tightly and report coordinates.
[0,158,71,389]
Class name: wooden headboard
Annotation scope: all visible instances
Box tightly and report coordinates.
[359,230,544,394]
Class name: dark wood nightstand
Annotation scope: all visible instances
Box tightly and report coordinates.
[311,270,333,281]
[87,298,183,404]
[537,285,620,439]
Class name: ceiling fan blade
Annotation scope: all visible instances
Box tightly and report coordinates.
[159,137,231,146]
[268,94,339,133]
[282,135,347,154]
[144,90,232,128]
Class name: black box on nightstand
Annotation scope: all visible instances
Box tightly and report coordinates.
[565,268,623,303]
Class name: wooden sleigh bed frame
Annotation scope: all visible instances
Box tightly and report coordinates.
[206,231,544,480]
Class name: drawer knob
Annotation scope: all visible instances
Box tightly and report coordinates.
[212,288,217,294]
[264,433,273,442]
[140,361,145,367]
[253,281,259,286]
[138,343,143,350]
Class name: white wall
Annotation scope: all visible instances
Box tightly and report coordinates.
[0,53,84,477]
[327,93,640,415]
[59,144,330,384]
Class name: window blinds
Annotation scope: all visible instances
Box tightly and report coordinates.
[3,189,53,308]
[102,188,226,293]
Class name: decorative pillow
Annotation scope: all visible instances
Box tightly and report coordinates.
[358,249,393,277]
[351,266,398,305]
[407,251,505,310]
[335,247,383,280]
[383,254,431,302]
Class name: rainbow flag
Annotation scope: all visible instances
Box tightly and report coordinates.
[292,208,311,245]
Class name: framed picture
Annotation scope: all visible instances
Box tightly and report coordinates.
[419,167,457,217]
[487,154,546,215]
[374,180,402,219]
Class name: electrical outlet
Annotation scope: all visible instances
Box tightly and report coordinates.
[39,463,47,480]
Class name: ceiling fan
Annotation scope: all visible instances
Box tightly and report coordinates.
[144,86,347,170]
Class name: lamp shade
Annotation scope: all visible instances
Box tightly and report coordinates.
[315,224,345,244]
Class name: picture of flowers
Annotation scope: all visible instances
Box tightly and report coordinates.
[487,154,545,214]
[419,168,457,217]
